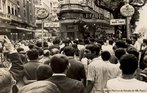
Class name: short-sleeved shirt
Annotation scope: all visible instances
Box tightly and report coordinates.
[106,77,147,93]
[87,57,109,93]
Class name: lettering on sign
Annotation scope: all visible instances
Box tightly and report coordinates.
[110,19,126,25]
[44,22,60,27]
[120,4,135,17]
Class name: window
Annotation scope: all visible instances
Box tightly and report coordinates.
[15,9,17,16]
[8,6,10,14]
[12,8,14,15]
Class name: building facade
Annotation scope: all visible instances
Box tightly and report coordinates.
[0,0,36,41]
[58,0,114,40]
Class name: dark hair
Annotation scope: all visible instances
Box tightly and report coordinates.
[126,39,132,44]
[143,39,147,45]
[85,44,101,56]
[37,65,53,80]
[127,47,139,59]
[63,46,75,56]
[43,42,48,47]
[120,54,138,74]
[50,54,69,73]
[27,49,39,60]
[109,40,114,45]
[115,40,127,48]
[84,39,90,44]
[17,48,24,53]
[73,40,79,44]
[115,48,126,60]
[36,41,42,47]
[38,49,43,56]
[28,44,34,49]
[101,51,111,61]
[53,39,60,44]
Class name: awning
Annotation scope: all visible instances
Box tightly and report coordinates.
[0,23,16,29]
[15,27,34,32]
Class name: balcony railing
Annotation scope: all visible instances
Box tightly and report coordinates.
[61,4,83,11]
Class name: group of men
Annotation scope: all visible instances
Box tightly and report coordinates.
[1,36,147,93]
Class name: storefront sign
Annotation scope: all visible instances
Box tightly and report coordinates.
[44,22,60,27]
[36,8,49,19]
[120,4,135,17]
[110,19,126,25]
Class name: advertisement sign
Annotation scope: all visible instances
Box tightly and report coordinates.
[120,4,135,17]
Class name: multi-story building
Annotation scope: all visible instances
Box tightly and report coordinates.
[58,0,114,40]
[0,0,36,41]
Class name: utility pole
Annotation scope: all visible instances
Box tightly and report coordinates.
[120,0,135,39]
[125,0,131,39]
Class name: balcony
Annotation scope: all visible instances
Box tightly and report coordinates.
[60,18,109,25]
[60,4,84,11]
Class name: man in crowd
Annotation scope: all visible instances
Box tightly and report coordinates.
[48,54,85,93]
[106,54,147,93]
[19,81,60,93]
[85,44,108,93]
[23,49,42,85]
[63,46,86,86]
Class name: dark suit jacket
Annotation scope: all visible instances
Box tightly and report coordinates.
[48,76,84,93]
[9,53,24,82]
[67,58,86,86]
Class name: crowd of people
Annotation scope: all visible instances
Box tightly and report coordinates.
[1,35,147,93]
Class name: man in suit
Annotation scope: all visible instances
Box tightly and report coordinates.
[63,46,86,86]
[48,54,85,93]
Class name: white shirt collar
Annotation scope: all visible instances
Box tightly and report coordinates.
[52,73,66,76]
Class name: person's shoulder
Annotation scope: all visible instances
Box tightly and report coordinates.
[107,77,119,84]
[67,77,84,87]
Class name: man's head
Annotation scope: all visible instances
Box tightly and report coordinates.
[43,50,50,57]
[115,48,126,60]
[53,38,60,45]
[37,65,52,81]
[19,81,60,93]
[127,47,139,59]
[63,46,75,56]
[50,48,60,55]
[27,49,39,60]
[101,51,111,61]
[84,44,101,59]
[50,54,69,73]
[0,68,15,93]
[120,54,138,75]
[108,39,114,45]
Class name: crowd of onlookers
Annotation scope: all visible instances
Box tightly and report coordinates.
[1,35,147,93]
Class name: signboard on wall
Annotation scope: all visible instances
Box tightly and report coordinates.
[44,22,60,27]
[110,19,126,25]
